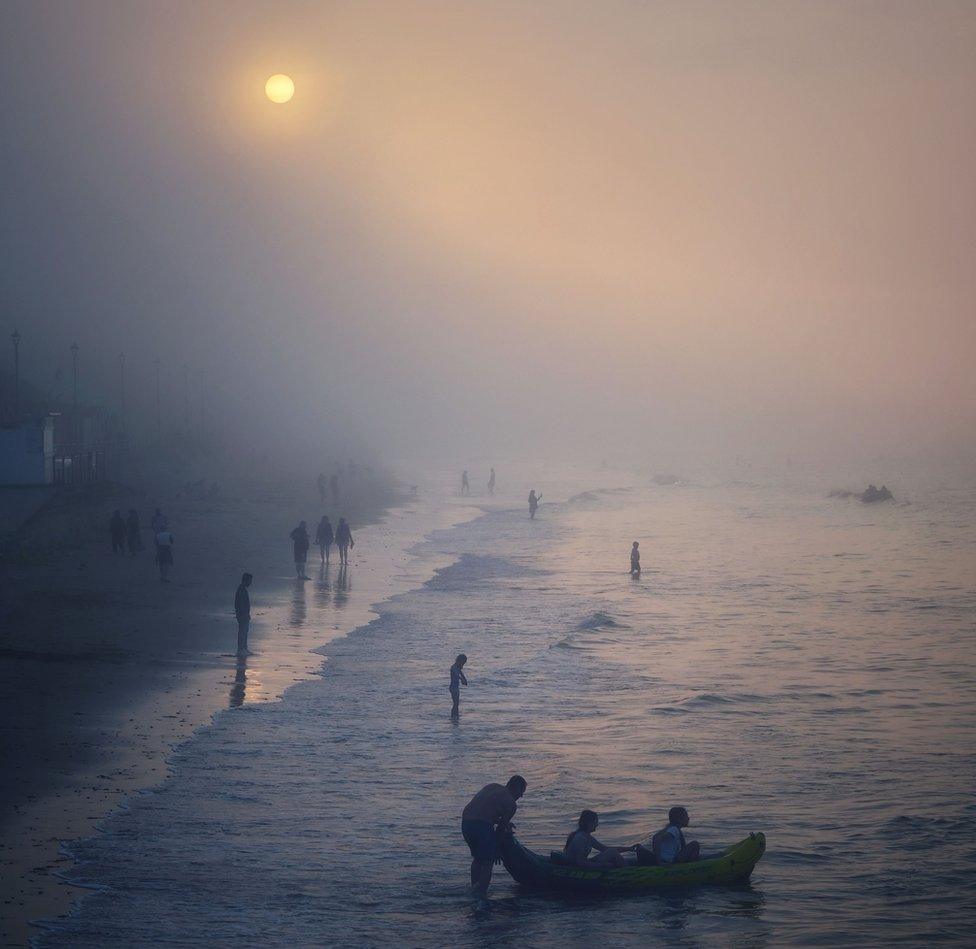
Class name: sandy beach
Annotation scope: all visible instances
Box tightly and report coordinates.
[0,470,427,946]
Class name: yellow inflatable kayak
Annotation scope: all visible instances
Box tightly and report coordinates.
[498,829,765,892]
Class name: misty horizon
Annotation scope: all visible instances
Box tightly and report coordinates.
[3,0,975,469]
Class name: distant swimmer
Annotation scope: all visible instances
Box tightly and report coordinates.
[335,517,354,565]
[528,489,541,519]
[630,541,641,576]
[461,470,470,496]
[449,653,468,717]
[634,806,700,866]
[315,514,334,565]
[235,572,252,655]
[291,521,311,580]
[487,468,496,496]
[461,775,527,900]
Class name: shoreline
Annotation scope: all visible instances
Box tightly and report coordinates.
[1,474,474,947]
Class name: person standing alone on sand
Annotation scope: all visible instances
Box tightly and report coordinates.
[630,541,641,576]
[315,515,334,565]
[110,510,126,555]
[487,468,496,495]
[291,521,310,580]
[462,776,527,902]
[449,654,468,717]
[335,517,354,565]
[235,572,252,654]
[155,527,174,582]
[528,490,541,519]
[461,470,470,495]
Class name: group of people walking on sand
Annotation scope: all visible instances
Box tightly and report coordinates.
[461,776,700,900]
[289,515,354,579]
[232,510,357,655]
[108,506,174,582]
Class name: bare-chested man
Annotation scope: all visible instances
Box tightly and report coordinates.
[461,775,527,900]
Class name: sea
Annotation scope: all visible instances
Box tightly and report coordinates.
[36,465,976,947]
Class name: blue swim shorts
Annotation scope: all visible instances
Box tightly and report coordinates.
[461,819,495,862]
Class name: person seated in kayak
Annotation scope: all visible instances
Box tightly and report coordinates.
[563,810,627,868]
[635,806,700,865]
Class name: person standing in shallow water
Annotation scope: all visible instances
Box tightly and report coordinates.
[291,521,310,580]
[449,654,468,716]
[630,541,641,576]
[487,468,496,495]
[528,489,541,519]
[461,775,527,901]
[235,572,252,655]
[461,470,470,495]
[335,517,354,565]
[315,515,334,565]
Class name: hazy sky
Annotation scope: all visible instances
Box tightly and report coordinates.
[3,1,974,466]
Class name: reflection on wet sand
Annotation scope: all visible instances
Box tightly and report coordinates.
[314,564,332,609]
[289,578,307,628]
[229,654,248,709]
[334,565,350,609]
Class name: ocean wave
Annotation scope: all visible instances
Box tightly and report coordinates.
[575,611,630,630]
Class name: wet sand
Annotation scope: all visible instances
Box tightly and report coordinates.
[0,473,414,946]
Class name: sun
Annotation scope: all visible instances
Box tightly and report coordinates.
[265,74,295,104]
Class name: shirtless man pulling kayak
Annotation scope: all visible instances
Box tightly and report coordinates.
[461,775,527,900]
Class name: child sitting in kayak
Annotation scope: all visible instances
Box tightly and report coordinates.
[564,810,627,867]
[635,806,700,865]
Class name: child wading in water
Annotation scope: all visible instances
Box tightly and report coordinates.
[449,654,468,716]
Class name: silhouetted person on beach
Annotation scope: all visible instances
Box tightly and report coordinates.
[317,472,327,504]
[487,468,496,495]
[335,517,354,565]
[155,527,174,582]
[291,521,310,580]
[235,572,252,655]
[528,490,541,519]
[461,470,470,495]
[315,515,334,564]
[110,510,126,555]
[126,509,143,555]
[330,472,340,505]
[150,507,168,536]
[630,541,641,576]
[462,775,527,901]
[450,653,468,717]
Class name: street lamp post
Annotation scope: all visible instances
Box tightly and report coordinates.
[119,352,126,431]
[154,358,161,437]
[70,341,79,406]
[11,329,21,416]
[183,364,190,433]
